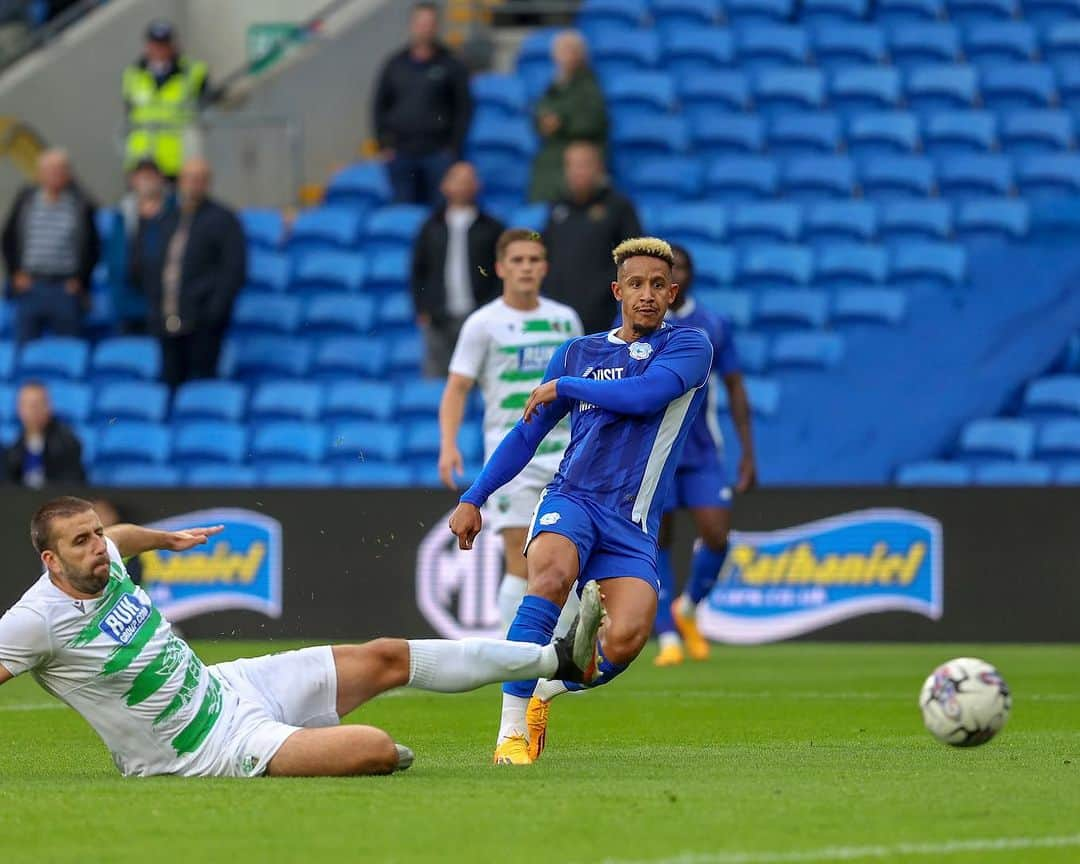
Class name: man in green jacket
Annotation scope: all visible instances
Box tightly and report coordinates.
[530,31,608,203]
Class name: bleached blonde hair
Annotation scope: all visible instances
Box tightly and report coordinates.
[612,237,675,271]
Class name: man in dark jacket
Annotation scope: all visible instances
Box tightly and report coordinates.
[132,156,246,389]
[4,382,85,488]
[543,142,643,334]
[2,149,99,344]
[411,162,503,377]
[373,2,473,205]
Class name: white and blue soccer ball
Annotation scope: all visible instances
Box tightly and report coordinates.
[919,657,1012,747]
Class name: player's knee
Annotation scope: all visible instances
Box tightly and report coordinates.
[367,638,410,688]
[527,557,575,602]
[348,726,398,776]
[602,618,651,665]
[699,529,729,552]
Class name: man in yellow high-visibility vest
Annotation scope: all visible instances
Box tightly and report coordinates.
[122,20,209,181]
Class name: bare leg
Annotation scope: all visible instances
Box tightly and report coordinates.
[267,725,398,777]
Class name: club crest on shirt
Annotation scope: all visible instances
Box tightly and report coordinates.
[628,341,653,360]
[98,593,152,645]
[539,512,561,526]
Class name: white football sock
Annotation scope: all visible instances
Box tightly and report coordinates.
[659,631,682,651]
[677,593,696,618]
[497,693,530,744]
[533,678,569,702]
[554,583,581,637]
[406,639,557,693]
[496,573,528,632]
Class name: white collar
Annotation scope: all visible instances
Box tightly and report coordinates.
[607,321,668,345]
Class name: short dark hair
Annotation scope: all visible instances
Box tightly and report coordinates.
[496,228,545,261]
[31,496,95,555]
[671,243,693,278]
[412,1,439,15]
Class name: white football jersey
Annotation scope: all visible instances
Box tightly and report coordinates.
[0,539,229,777]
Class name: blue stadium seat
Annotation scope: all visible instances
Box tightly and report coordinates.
[240,209,284,249]
[40,380,89,425]
[891,243,967,288]
[377,292,415,329]
[364,205,429,251]
[251,421,326,464]
[965,22,1037,66]
[186,463,258,487]
[728,202,802,244]
[767,112,842,157]
[259,463,335,487]
[655,203,729,243]
[1056,332,1080,373]
[605,72,677,112]
[981,64,1058,111]
[816,244,889,288]
[0,383,13,423]
[589,28,661,77]
[324,381,397,422]
[1,421,18,446]
[289,207,364,251]
[782,156,857,200]
[1028,0,1080,27]
[679,71,751,115]
[847,112,921,159]
[1023,375,1080,416]
[578,0,649,30]
[804,201,878,244]
[367,249,411,291]
[397,378,447,418]
[109,464,182,487]
[19,338,87,381]
[626,156,706,205]
[328,421,404,463]
[688,245,737,287]
[877,0,945,22]
[403,418,441,458]
[706,157,779,200]
[742,375,782,416]
[955,198,1030,240]
[92,337,160,382]
[923,111,998,157]
[1043,21,1080,67]
[468,111,539,161]
[97,422,171,465]
[247,250,291,293]
[972,461,1052,485]
[696,289,754,328]
[517,27,558,71]
[291,251,367,293]
[95,381,169,423]
[832,288,908,326]
[337,462,414,488]
[1016,154,1080,197]
[860,156,936,199]
[173,381,248,422]
[770,331,845,368]
[611,113,690,158]
[0,339,11,379]
[938,155,1014,198]
[473,153,530,201]
[230,293,302,336]
[653,0,724,28]
[947,0,1018,26]
[737,26,810,70]
[457,421,484,464]
[829,66,902,114]
[1056,461,1080,484]
[220,336,312,380]
[508,203,550,232]
[888,24,961,70]
[661,27,734,77]
[733,332,769,372]
[389,332,424,373]
[690,113,764,158]
[906,65,979,115]
[302,294,376,337]
[879,200,953,242]
[754,289,829,328]
[173,422,248,465]
[740,245,814,287]
[95,207,116,241]
[312,337,389,379]
[726,0,794,26]
[324,161,391,210]
[957,417,1036,461]
[471,73,528,116]
[895,460,972,485]
[754,68,826,115]
[250,380,324,422]
[1035,419,1080,461]
[812,25,887,71]
[802,0,868,25]
[1001,110,1074,154]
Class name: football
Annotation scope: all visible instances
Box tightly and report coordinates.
[919,657,1012,747]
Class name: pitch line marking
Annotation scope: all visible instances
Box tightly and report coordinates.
[0,702,69,712]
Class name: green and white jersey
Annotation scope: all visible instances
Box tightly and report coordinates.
[0,538,224,777]
[449,296,583,471]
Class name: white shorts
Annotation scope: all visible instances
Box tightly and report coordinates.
[179,646,339,778]
[487,463,551,534]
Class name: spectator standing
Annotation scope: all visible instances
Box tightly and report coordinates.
[2,148,99,344]
[373,2,473,205]
[3,382,85,488]
[133,157,245,389]
[122,20,209,181]
[542,142,642,334]
[411,162,504,378]
[529,31,607,203]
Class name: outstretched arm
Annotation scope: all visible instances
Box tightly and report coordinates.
[105,524,225,559]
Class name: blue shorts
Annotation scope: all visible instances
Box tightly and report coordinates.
[665,462,733,512]
[525,489,659,593]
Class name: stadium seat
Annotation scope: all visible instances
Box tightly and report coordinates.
[289,207,364,251]
[947,0,1018,26]
[860,156,936,199]
[250,381,324,422]
[957,418,1036,461]
[19,338,87,381]
[891,243,967,288]
[728,203,802,244]
[767,112,842,157]
[97,422,171,466]
[1043,21,1080,67]
[770,331,845,368]
[259,463,335,487]
[679,71,751,115]
[829,66,902,114]
[804,201,878,244]
[377,292,415,329]
[471,73,528,116]
[517,27,558,69]
[895,460,972,485]
[1055,461,1080,484]
[473,152,530,202]
[324,381,397,422]
[605,72,677,112]
[877,0,945,24]
[655,203,729,244]
[733,332,769,372]
[0,341,12,380]
[1001,111,1074,154]
[847,113,921,159]
[696,290,754,328]
[403,418,442,458]
[364,205,429,250]
[230,293,302,336]
[611,113,690,158]
[301,293,375,336]
[251,421,326,464]
[889,24,961,70]
[1030,0,1080,26]
[95,381,169,423]
[1023,375,1080,416]
[240,209,284,249]
[324,161,391,210]
[972,461,1052,485]
[92,337,160,382]
[220,336,312,380]
[832,288,908,326]
[937,155,1014,198]
[397,378,447,418]
[1035,419,1080,461]
[1056,332,1080,373]
[816,244,889,287]
[626,156,706,205]
[247,250,291,293]
[653,0,724,28]
[173,381,248,423]
[802,0,868,25]
[905,65,979,115]
[578,0,649,30]
[980,64,1058,111]
[740,245,814,287]
[311,336,389,379]
[337,462,415,487]
[754,68,826,115]
[291,251,367,293]
[589,28,661,77]
[173,422,248,465]
[964,22,1038,66]
[726,0,793,23]
[813,25,887,71]
[754,289,829,328]
[367,249,411,291]
[661,27,734,77]
[0,383,13,424]
[781,156,857,200]
[955,198,1030,239]
[737,27,810,70]
[879,200,953,243]
[1016,154,1080,197]
[389,333,424,374]
[923,111,998,157]
[688,245,737,287]
[186,463,258,487]
[108,464,182,487]
[742,375,782,416]
[40,380,89,425]
[328,421,404,463]
[468,112,538,162]
[690,113,764,158]
[509,203,550,232]
[705,157,779,200]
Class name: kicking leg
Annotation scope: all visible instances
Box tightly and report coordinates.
[673,507,731,661]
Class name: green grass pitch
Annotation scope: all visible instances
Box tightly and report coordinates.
[0,641,1077,864]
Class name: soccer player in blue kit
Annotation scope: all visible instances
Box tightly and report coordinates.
[449,237,714,764]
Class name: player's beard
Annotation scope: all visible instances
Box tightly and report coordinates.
[60,556,111,596]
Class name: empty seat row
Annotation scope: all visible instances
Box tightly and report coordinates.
[230,292,414,336]
[247,248,409,293]
[895,459,1080,485]
[218,334,424,380]
[699,287,909,330]
[955,416,1080,459]
[0,337,160,382]
[236,204,427,253]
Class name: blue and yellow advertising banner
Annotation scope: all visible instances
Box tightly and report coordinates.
[139,508,283,622]
[698,509,943,643]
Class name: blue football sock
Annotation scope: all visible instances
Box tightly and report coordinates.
[654,548,677,637]
[502,594,561,698]
[564,642,628,691]
[687,543,729,605]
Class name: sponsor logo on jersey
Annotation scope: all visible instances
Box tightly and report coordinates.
[578,366,626,412]
[628,341,653,360]
[539,512,561,526]
[696,509,943,644]
[139,509,283,622]
[99,594,152,645]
